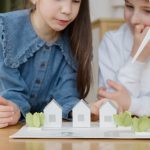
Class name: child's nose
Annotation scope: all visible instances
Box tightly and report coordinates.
[61,1,72,15]
[130,11,141,26]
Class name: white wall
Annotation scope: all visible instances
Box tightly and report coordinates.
[89,0,113,21]
[89,0,124,21]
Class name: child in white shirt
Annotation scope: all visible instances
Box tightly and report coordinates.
[91,0,150,120]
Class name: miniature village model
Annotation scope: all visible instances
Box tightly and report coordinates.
[25,99,150,132]
[10,99,150,139]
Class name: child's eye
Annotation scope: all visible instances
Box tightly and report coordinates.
[73,0,81,3]
[125,4,134,9]
[144,10,150,14]
[55,0,81,3]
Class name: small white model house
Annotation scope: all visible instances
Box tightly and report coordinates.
[44,99,62,128]
[73,100,91,128]
[99,100,117,128]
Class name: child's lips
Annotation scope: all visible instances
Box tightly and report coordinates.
[57,19,70,26]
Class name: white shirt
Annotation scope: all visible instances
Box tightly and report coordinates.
[98,23,150,116]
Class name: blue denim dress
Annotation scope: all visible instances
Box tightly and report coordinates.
[0,9,80,120]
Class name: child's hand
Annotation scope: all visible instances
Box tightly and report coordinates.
[0,97,21,128]
[90,98,109,121]
[97,87,106,100]
[98,80,131,112]
[131,25,150,62]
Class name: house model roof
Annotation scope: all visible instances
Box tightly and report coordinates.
[99,100,117,110]
[73,99,89,110]
[44,99,62,111]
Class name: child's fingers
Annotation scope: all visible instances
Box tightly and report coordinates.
[107,80,122,91]
[0,105,14,112]
[94,99,108,108]
[135,24,144,34]
[98,87,107,91]
[0,111,14,118]
[0,123,8,128]
[99,89,115,100]
[90,101,101,115]
[97,87,107,99]
[0,117,13,124]
[97,94,105,100]
[90,103,100,121]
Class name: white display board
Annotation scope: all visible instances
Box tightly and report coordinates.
[10,122,150,139]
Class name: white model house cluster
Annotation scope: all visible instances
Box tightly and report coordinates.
[43,99,117,128]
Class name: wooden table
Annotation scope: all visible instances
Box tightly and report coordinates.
[1,123,150,150]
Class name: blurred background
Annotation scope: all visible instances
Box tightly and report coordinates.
[0,0,124,19]
[0,0,26,12]
[0,0,125,103]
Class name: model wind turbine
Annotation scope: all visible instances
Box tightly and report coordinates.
[132,28,150,63]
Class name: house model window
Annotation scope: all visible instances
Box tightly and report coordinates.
[49,114,56,122]
[104,115,113,122]
[78,114,85,122]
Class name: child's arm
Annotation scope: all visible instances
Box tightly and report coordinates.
[0,41,30,127]
[0,60,31,124]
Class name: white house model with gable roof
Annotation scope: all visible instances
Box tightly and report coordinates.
[44,99,62,128]
[73,100,91,128]
[99,100,117,128]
